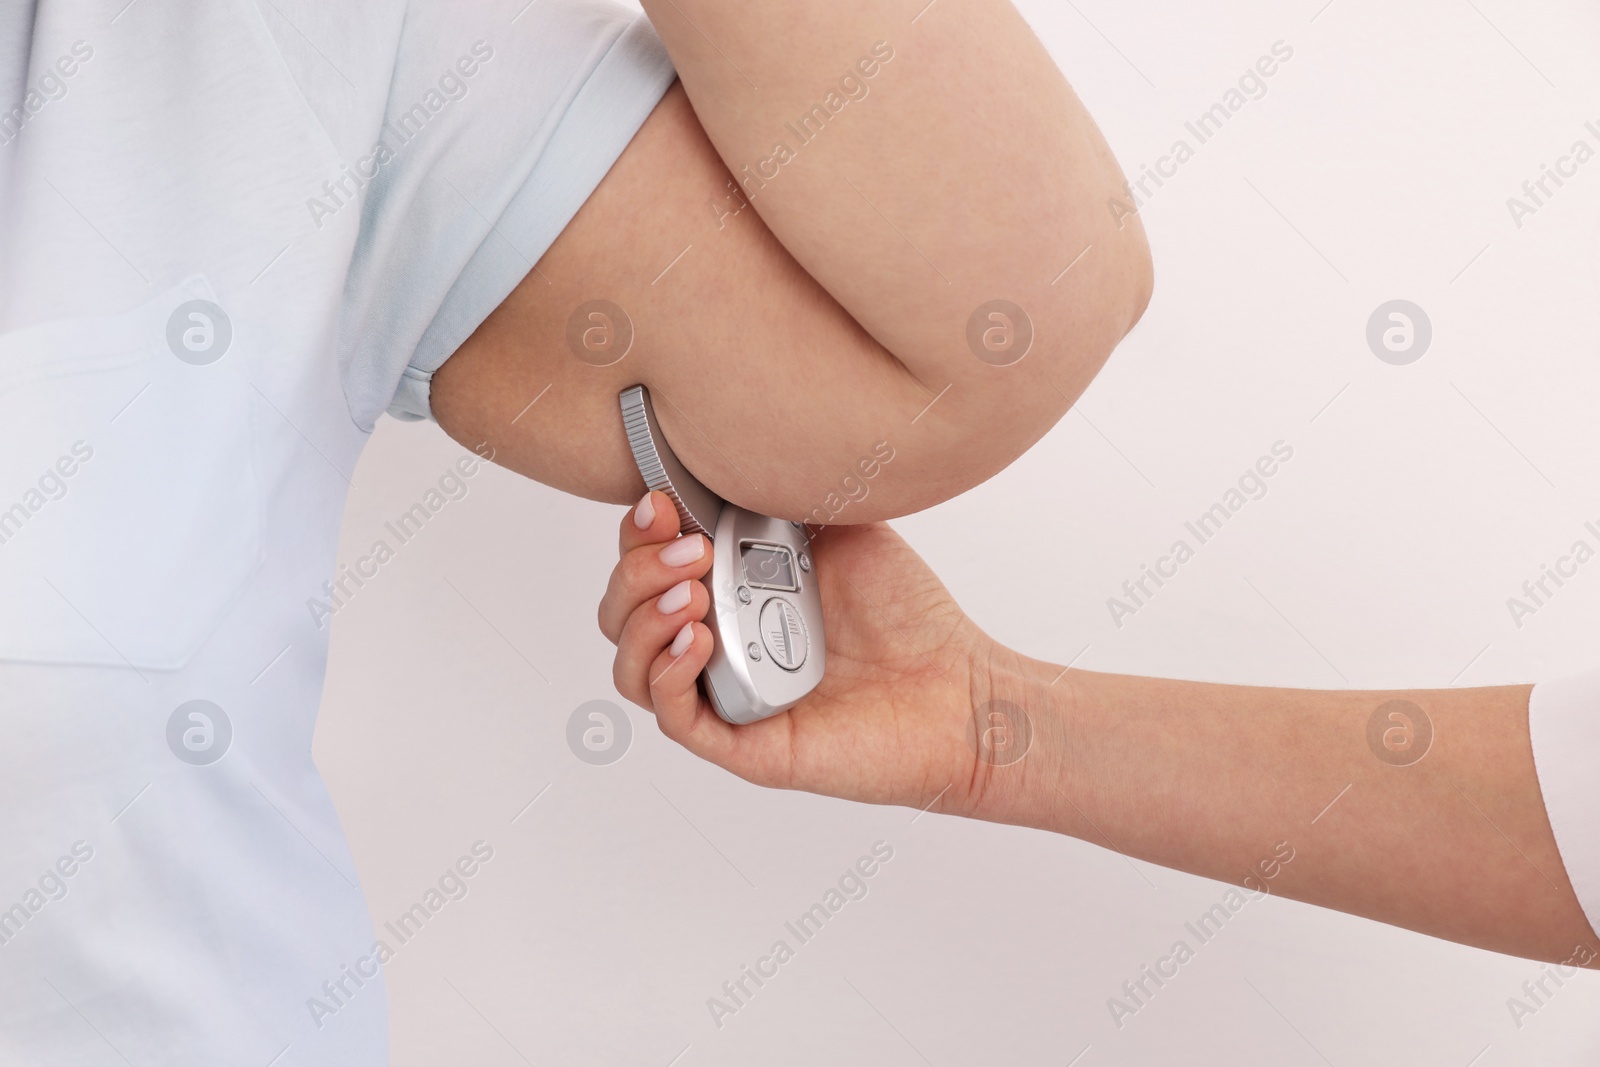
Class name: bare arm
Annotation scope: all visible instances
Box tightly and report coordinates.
[981,657,1596,966]
[601,512,1598,966]
[434,3,1149,521]
[638,0,1151,467]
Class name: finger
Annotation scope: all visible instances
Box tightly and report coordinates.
[644,622,741,761]
[612,577,711,704]
[598,529,713,644]
[618,490,681,557]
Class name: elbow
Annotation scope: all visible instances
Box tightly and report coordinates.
[711,222,1155,527]
[853,227,1153,522]
[1124,222,1155,339]
[1087,199,1155,349]
[1024,213,1154,434]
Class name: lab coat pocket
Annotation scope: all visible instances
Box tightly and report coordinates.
[0,277,264,670]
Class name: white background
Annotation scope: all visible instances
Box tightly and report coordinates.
[316,0,1600,1063]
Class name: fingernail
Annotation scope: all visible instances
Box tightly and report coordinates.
[633,492,656,530]
[657,579,693,615]
[669,622,695,656]
[658,534,705,568]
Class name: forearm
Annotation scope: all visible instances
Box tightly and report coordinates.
[638,0,1151,452]
[973,651,1598,965]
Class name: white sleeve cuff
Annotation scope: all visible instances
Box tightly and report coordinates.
[1528,667,1600,939]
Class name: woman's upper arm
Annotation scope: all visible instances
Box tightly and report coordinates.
[431,82,1148,522]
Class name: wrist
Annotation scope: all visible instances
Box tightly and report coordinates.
[960,641,1078,831]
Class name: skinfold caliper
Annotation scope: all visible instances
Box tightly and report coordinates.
[620,385,825,725]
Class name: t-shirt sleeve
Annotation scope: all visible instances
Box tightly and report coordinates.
[338,0,676,429]
[1528,667,1600,939]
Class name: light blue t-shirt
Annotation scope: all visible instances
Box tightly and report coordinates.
[0,1,674,1062]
